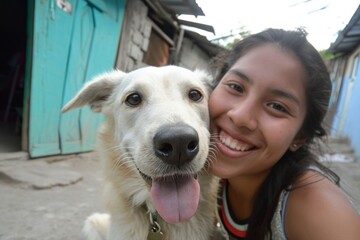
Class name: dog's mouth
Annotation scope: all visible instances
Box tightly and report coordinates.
[138,168,200,224]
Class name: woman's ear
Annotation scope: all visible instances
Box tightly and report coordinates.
[289,141,304,152]
[289,132,307,152]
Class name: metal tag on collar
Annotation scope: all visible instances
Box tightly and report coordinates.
[148,212,164,240]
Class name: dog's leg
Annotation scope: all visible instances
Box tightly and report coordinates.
[107,210,150,240]
[83,213,110,240]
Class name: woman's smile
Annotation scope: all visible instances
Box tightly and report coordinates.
[219,130,255,152]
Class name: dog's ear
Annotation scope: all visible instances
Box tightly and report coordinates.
[61,70,126,113]
[194,69,215,93]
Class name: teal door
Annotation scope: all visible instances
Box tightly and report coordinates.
[28,0,125,157]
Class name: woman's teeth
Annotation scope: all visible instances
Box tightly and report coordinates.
[219,132,253,152]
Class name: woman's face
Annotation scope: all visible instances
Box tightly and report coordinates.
[209,44,307,180]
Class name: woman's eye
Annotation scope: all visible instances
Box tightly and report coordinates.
[268,102,288,113]
[125,92,142,106]
[225,83,244,93]
[188,89,203,102]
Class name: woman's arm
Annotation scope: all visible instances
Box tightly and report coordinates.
[285,171,360,240]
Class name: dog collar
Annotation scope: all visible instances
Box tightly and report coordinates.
[141,204,164,239]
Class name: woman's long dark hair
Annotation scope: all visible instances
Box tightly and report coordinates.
[212,28,339,239]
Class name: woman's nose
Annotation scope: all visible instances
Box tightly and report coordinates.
[227,99,258,131]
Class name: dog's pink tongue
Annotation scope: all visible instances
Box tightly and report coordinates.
[150,176,200,224]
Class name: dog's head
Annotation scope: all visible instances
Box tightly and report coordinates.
[62,65,213,224]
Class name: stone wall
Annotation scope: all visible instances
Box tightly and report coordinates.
[116,0,214,72]
[116,0,152,72]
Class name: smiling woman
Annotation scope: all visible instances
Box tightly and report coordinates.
[209,28,360,240]
[210,43,307,178]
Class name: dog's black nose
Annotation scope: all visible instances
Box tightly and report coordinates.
[153,124,199,167]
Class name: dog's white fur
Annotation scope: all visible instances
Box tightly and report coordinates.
[62,66,218,240]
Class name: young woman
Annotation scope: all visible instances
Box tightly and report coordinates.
[209,28,360,240]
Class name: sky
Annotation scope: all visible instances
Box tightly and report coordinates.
[179,0,359,50]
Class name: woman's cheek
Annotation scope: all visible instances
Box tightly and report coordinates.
[208,88,222,118]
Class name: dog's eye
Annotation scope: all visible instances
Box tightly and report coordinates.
[125,93,142,106]
[188,89,203,102]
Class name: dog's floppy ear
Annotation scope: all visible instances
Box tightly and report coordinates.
[61,70,126,113]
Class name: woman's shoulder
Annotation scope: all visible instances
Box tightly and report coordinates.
[284,170,360,240]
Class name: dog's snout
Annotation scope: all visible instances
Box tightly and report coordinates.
[153,124,199,167]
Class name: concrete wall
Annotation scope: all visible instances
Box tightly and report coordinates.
[178,37,212,72]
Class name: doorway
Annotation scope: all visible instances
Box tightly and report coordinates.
[0,0,27,153]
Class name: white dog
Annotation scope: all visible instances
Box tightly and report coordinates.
[62,66,219,240]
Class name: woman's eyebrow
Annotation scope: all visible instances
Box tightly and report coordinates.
[228,69,252,84]
[270,88,300,105]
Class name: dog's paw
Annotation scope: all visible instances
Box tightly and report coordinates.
[83,213,110,240]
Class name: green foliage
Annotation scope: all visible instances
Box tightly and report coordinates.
[319,49,342,60]
[211,26,251,49]
[224,38,242,49]
[223,29,251,49]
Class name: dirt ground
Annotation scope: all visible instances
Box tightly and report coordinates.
[0,152,359,240]
[0,153,105,240]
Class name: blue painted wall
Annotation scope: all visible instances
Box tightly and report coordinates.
[28,0,126,157]
[342,76,360,158]
[331,76,350,135]
[331,65,360,158]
